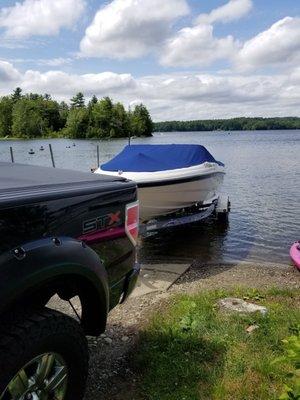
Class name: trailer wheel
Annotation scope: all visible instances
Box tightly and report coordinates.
[216,195,230,223]
[217,211,229,223]
[0,308,89,400]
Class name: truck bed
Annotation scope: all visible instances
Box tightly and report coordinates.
[0,162,136,206]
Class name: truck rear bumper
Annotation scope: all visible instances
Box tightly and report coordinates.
[120,262,141,303]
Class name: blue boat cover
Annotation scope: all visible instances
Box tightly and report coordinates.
[101,144,224,172]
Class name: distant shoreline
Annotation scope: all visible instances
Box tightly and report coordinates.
[154,117,300,132]
[154,128,300,132]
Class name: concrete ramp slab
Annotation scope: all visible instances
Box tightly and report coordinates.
[131,263,189,298]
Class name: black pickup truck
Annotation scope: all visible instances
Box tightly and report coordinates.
[0,161,140,400]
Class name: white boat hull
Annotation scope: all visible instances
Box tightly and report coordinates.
[96,162,225,221]
[137,173,224,221]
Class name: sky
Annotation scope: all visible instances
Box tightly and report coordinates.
[0,0,299,121]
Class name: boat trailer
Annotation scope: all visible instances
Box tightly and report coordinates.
[140,194,230,236]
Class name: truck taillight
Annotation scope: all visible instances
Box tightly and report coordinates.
[125,201,139,246]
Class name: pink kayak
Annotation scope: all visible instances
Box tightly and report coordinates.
[290,241,300,270]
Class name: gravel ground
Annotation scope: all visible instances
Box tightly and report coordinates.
[49,262,299,399]
[173,261,300,292]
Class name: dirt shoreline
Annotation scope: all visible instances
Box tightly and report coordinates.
[49,262,299,399]
[79,262,299,399]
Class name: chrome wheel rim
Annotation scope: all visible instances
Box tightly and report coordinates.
[0,352,68,400]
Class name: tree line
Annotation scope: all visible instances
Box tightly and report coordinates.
[154,117,300,132]
[0,88,153,139]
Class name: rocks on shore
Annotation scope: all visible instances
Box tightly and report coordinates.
[218,297,268,315]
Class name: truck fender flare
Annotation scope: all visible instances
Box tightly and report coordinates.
[0,236,109,335]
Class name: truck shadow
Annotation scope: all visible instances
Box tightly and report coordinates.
[84,320,226,400]
[132,329,226,400]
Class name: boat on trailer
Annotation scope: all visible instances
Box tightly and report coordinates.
[95,144,226,223]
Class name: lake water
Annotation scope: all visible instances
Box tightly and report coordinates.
[0,130,299,265]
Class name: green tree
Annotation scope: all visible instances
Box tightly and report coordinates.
[59,101,69,128]
[65,107,89,138]
[12,98,46,138]
[90,96,113,137]
[0,96,14,137]
[153,117,300,132]
[0,89,155,138]
[70,92,85,108]
[43,93,51,101]
[40,98,62,132]
[11,87,22,103]
[129,104,153,137]
[110,102,129,138]
[27,93,41,101]
[88,95,98,109]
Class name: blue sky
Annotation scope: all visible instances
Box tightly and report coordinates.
[0,0,299,120]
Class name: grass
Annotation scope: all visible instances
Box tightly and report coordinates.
[133,288,300,400]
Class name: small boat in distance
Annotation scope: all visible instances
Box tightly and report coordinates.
[28,149,35,155]
[96,144,225,221]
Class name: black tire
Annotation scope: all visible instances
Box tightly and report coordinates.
[217,211,229,223]
[0,307,89,400]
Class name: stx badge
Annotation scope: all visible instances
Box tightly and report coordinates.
[83,211,121,234]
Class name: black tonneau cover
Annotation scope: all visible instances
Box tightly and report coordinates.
[0,162,135,207]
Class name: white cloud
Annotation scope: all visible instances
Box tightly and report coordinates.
[0,61,21,83]
[80,0,189,59]
[0,61,136,101]
[197,0,252,25]
[160,24,237,67]
[20,70,136,98]
[1,60,299,120]
[37,58,73,67]
[6,57,73,67]
[137,73,280,105]
[160,0,254,68]
[135,72,300,120]
[0,0,86,39]
[236,17,300,70]
[290,67,300,85]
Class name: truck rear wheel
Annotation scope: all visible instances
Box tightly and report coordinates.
[0,308,89,400]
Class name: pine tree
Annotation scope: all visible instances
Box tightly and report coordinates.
[129,104,153,137]
[89,95,98,107]
[70,92,85,108]
[11,87,22,103]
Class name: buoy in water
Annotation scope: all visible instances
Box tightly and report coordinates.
[290,241,300,271]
